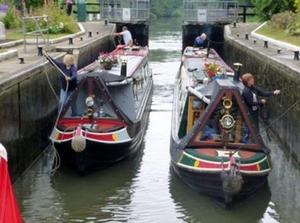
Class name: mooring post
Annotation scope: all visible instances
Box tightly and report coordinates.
[277,48,281,54]
[37,46,43,56]
[294,51,299,60]
[245,34,249,40]
[18,57,25,64]
[104,19,108,25]
[233,22,236,28]
[69,37,73,45]
[88,31,92,37]
[264,41,268,48]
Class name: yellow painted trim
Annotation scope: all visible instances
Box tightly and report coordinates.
[112,134,119,141]
[256,163,260,171]
[194,160,200,167]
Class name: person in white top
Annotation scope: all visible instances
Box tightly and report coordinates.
[113,26,133,47]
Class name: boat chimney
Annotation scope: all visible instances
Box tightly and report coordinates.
[233,62,243,82]
[121,57,127,77]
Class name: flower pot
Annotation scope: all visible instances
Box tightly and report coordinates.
[101,63,113,70]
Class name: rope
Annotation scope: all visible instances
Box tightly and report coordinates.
[42,50,72,174]
[42,50,70,127]
[50,142,61,176]
[43,56,59,101]
[233,96,300,154]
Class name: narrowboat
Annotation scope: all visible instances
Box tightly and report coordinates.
[170,46,271,205]
[49,45,153,173]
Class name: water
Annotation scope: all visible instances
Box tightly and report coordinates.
[14,18,300,223]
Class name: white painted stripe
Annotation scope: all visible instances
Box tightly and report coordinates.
[0,143,8,161]
[177,162,271,174]
[251,22,300,51]
[183,151,268,166]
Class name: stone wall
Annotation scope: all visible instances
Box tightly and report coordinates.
[224,31,300,164]
[0,62,59,181]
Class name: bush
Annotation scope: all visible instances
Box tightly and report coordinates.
[34,3,78,34]
[295,0,300,13]
[252,0,295,20]
[269,11,296,30]
[2,7,21,29]
[287,13,300,35]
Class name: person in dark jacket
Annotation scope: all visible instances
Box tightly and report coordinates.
[50,53,78,116]
[194,33,207,48]
[241,73,280,131]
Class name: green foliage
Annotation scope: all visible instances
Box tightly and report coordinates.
[2,7,21,29]
[252,0,295,20]
[287,13,300,35]
[295,0,300,13]
[151,0,182,17]
[33,3,78,34]
[269,11,295,30]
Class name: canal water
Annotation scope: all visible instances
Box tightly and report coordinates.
[14,18,300,223]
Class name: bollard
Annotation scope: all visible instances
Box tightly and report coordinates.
[236,33,239,38]
[18,57,25,64]
[294,51,299,60]
[96,31,99,35]
[88,31,92,37]
[233,22,236,28]
[277,48,281,54]
[264,41,268,48]
[69,37,73,45]
[37,46,43,56]
[245,34,249,40]
[80,37,83,41]
[104,19,108,25]
[253,40,256,44]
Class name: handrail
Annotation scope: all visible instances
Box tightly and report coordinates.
[22,15,49,52]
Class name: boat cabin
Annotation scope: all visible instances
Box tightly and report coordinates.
[57,46,151,132]
[176,48,269,153]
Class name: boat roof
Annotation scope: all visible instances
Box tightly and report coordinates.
[78,45,148,80]
[198,77,244,100]
[78,70,127,83]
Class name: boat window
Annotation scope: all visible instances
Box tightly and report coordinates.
[63,78,118,119]
[186,96,207,133]
[194,96,256,144]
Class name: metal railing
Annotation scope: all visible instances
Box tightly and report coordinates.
[183,0,239,24]
[100,0,150,22]
[22,15,49,52]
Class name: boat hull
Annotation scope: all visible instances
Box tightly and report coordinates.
[170,135,271,205]
[54,133,139,172]
[53,81,153,173]
[171,160,268,204]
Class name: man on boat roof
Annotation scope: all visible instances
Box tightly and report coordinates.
[113,26,133,47]
[194,33,207,48]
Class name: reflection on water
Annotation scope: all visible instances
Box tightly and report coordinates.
[13,17,300,223]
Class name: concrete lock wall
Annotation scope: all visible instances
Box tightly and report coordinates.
[0,63,59,181]
[1,35,115,181]
[224,34,300,164]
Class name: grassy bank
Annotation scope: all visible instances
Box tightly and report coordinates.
[6,27,80,40]
[256,23,300,47]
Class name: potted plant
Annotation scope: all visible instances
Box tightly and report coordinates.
[203,62,221,79]
[99,53,114,70]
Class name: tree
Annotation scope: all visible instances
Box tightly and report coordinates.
[295,0,300,13]
[252,0,295,20]
[151,0,182,17]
